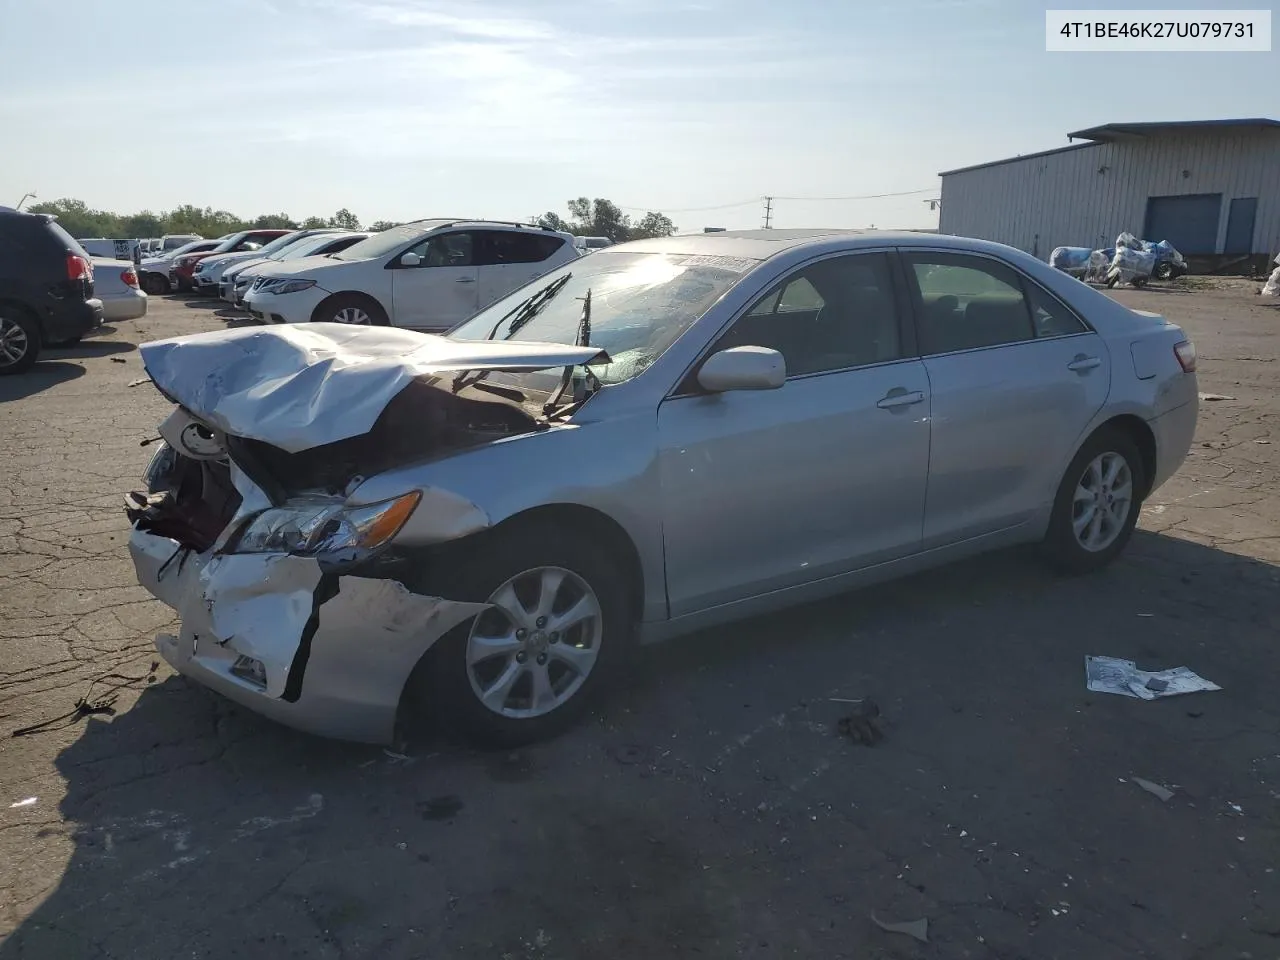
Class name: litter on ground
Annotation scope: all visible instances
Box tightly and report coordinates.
[8,797,37,808]
[1132,777,1175,802]
[871,914,928,943]
[1085,656,1221,700]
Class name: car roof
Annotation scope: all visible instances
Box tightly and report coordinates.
[615,229,1008,262]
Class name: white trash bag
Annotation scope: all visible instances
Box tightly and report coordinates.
[1263,265,1280,298]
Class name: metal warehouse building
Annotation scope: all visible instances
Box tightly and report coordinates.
[938,119,1280,273]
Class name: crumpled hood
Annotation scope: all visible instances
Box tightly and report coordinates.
[139,323,607,453]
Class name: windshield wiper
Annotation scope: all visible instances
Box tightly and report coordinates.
[485,273,572,340]
[543,288,598,419]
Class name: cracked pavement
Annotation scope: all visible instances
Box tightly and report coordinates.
[1,287,1278,959]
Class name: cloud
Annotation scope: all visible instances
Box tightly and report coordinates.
[333,0,556,40]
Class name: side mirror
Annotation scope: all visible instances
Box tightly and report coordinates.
[697,346,785,393]
[399,251,422,267]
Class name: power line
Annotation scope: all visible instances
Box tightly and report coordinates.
[616,197,762,214]
[772,188,938,201]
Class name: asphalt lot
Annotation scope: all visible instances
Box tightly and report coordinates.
[1,284,1278,959]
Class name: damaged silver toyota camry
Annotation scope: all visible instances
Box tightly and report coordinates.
[128,230,1198,745]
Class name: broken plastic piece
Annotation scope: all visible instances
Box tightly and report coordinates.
[9,797,37,808]
[1132,777,1174,802]
[871,914,928,943]
[1085,656,1221,700]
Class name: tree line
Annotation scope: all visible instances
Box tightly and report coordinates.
[23,199,394,240]
[22,196,679,243]
[537,198,676,242]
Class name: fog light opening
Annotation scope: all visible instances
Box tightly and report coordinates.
[231,655,268,688]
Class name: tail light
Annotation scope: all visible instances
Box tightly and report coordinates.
[66,254,90,281]
[1174,340,1197,373]
[122,269,139,288]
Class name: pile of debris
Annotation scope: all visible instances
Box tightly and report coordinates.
[1050,233,1187,288]
[1262,253,1280,298]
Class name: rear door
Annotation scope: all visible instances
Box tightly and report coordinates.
[900,250,1111,548]
[476,230,570,310]
[390,230,479,331]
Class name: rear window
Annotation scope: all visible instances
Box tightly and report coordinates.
[45,220,90,259]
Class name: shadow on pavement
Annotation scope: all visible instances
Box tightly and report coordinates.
[44,339,135,360]
[3,531,1278,959]
[0,361,86,400]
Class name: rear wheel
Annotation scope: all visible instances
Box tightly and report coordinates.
[0,308,40,375]
[413,521,632,746]
[1042,429,1145,574]
[1153,261,1174,281]
[314,294,388,326]
[140,273,170,295]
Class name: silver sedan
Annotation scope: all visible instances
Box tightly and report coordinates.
[129,230,1199,745]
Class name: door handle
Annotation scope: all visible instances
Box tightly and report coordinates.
[876,389,925,410]
[1067,355,1101,372]
[454,277,476,283]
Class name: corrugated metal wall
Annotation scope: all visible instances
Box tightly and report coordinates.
[938,130,1280,258]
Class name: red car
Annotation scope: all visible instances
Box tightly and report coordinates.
[169,229,292,293]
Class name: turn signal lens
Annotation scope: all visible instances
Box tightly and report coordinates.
[1174,340,1197,373]
[348,491,422,551]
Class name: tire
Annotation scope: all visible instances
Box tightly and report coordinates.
[140,273,170,295]
[1105,274,1119,289]
[313,293,389,326]
[0,307,41,375]
[1153,262,1174,281]
[413,519,633,747]
[1041,429,1145,575]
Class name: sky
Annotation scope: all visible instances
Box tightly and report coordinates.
[0,0,1275,232]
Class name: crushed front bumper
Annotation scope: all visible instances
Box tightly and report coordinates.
[130,528,487,743]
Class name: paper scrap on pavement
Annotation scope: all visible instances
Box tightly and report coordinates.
[1132,777,1174,802]
[871,914,929,943]
[1085,656,1221,700]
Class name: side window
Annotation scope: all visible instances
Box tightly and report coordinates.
[479,231,564,265]
[1026,283,1088,337]
[403,232,474,268]
[905,253,1034,355]
[711,253,903,378]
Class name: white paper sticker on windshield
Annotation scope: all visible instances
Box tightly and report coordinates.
[670,255,756,272]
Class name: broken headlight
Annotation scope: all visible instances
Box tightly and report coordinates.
[229,492,421,558]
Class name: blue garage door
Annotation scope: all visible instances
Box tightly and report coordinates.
[1225,198,1258,254]
[1144,194,1222,254]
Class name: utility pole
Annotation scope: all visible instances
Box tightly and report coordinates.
[761,196,773,229]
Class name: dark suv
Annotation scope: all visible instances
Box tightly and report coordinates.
[0,208,104,374]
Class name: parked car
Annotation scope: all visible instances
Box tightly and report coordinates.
[139,238,226,294]
[222,231,370,306]
[91,258,148,322]
[79,238,141,264]
[129,230,1198,745]
[160,233,202,252]
[192,229,344,296]
[170,229,291,292]
[243,220,578,331]
[0,207,103,373]
[573,236,613,253]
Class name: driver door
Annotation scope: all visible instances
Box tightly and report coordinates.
[391,231,479,331]
[656,251,931,617]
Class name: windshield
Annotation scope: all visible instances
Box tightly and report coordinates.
[252,232,309,258]
[277,233,349,260]
[450,251,757,384]
[331,221,447,261]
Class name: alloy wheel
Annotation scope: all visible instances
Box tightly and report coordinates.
[332,307,371,325]
[465,565,603,719]
[0,316,31,368]
[1072,452,1133,552]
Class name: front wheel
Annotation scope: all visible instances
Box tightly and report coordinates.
[314,294,388,326]
[1153,262,1174,281]
[1041,430,1145,574]
[0,309,40,375]
[414,521,632,746]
